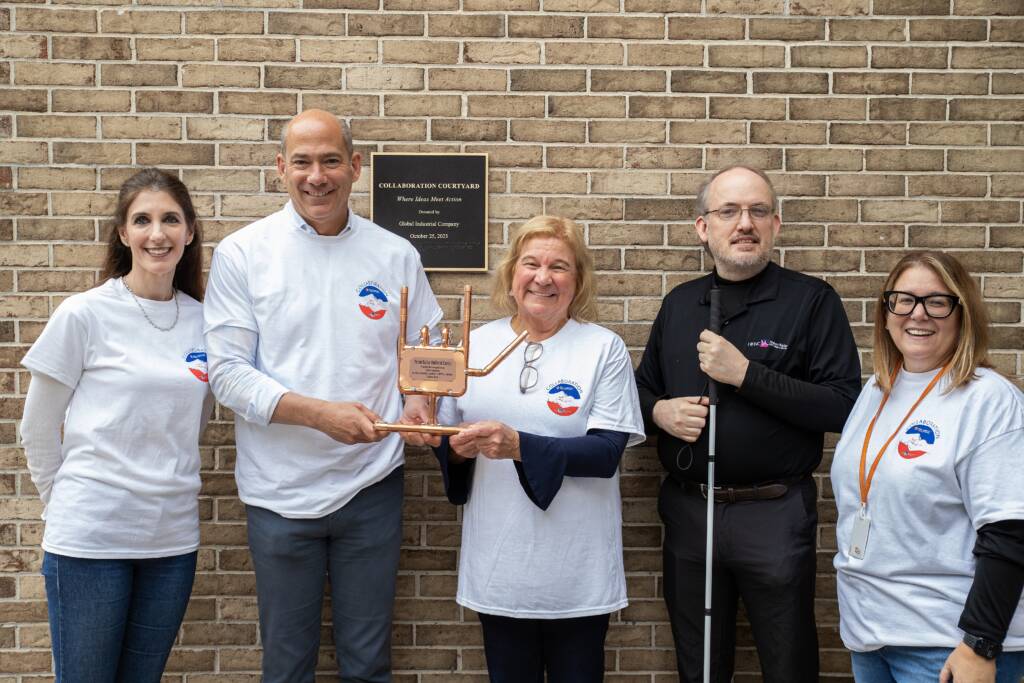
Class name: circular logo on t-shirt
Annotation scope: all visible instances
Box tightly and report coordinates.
[185,349,208,383]
[358,282,389,320]
[546,381,582,416]
[898,421,939,459]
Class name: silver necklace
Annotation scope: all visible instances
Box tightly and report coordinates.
[121,278,179,332]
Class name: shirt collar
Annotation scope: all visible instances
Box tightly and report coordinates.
[698,261,780,307]
[284,200,354,237]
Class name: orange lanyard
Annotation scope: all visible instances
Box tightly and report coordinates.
[858,362,950,507]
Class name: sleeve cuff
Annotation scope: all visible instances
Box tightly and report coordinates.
[516,431,568,511]
[432,437,474,505]
[257,383,290,426]
[737,359,764,395]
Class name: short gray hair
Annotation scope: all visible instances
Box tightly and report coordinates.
[279,112,354,159]
[695,165,778,217]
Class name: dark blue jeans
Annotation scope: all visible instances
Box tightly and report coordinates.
[245,466,404,683]
[42,550,197,683]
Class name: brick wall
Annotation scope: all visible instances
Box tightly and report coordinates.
[2,0,1023,680]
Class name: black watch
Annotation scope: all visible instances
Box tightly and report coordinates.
[963,632,1002,660]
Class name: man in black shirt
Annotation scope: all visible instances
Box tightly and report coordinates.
[635,165,861,683]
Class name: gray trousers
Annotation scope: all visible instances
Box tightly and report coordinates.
[246,466,404,683]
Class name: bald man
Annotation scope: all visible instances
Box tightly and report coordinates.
[204,110,442,682]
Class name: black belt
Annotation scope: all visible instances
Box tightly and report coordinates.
[678,477,805,503]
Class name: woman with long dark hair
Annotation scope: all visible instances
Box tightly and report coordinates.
[21,168,212,682]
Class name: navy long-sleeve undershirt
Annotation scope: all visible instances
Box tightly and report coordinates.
[433,428,629,510]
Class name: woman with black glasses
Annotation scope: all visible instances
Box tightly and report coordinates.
[831,251,1024,683]
[420,215,644,682]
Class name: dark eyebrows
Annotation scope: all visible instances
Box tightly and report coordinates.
[128,209,183,221]
[288,151,346,162]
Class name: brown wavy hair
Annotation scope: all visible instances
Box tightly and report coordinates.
[100,168,204,301]
[492,215,597,323]
[873,250,990,393]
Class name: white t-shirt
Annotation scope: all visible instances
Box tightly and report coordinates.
[832,367,1024,651]
[22,278,210,558]
[442,318,645,618]
[203,203,442,518]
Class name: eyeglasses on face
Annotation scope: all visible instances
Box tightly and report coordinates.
[883,290,960,319]
[703,204,773,222]
[519,341,543,394]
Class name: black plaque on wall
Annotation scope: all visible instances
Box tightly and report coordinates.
[370,153,488,271]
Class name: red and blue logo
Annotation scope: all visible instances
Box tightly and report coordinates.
[185,350,208,383]
[358,283,389,320]
[546,381,581,417]
[898,422,937,459]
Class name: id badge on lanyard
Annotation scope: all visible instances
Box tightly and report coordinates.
[850,505,871,560]
[855,363,948,561]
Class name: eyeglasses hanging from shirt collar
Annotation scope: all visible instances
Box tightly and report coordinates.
[519,341,543,394]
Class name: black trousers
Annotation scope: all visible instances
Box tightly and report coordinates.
[477,611,610,683]
[660,476,819,683]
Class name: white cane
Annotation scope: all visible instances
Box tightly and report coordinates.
[703,285,722,683]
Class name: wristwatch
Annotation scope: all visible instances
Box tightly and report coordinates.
[962,632,1002,660]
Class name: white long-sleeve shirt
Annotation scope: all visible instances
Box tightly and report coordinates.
[21,279,211,557]
[203,203,442,518]
[20,372,73,509]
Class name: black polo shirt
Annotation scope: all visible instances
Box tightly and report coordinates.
[635,262,861,486]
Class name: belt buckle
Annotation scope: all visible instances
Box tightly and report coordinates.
[699,483,722,502]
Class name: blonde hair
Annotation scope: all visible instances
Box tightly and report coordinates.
[491,215,597,323]
[873,251,990,393]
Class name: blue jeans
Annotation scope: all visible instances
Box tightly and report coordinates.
[852,646,1024,683]
[245,466,404,683]
[42,550,197,683]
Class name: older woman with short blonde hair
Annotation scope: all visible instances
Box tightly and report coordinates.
[491,214,598,322]
[431,215,645,682]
